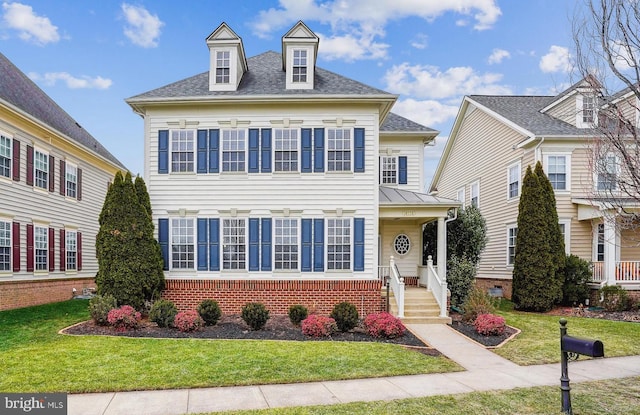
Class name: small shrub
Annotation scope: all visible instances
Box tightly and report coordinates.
[330,302,359,332]
[364,312,406,338]
[174,310,205,332]
[599,285,631,312]
[462,287,497,322]
[447,255,477,307]
[288,304,308,326]
[89,294,117,326]
[301,315,337,337]
[149,299,177,328]
[241,302,270,330]
[197,299,222,326]
[561,254,592,306]
[474,313,506,336]
[107,305,141,331]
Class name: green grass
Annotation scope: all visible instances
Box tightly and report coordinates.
[494,301,640,365]
[0,300,461,393]
[202,376,640,415]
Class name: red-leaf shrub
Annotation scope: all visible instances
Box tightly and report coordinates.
[364,312,406,338]
[174,310,205,332]
[107,305,141,332]
[474,313,506,336]
[301,315,337,337]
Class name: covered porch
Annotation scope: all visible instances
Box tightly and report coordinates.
[378,186,460,322]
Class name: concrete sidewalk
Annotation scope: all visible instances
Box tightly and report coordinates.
[68,324,640,415]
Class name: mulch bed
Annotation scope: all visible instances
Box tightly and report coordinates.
[545,306,640,323]
[63,315,441,356]
[448,313,519,348]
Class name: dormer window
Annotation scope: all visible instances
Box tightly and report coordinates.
[292,50,307,83]
[282,21,319,90]
[215,51,230,84]
[583,95,595,124]
[206,23,247,92]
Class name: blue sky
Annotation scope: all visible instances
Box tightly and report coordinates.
[0,0,579,187]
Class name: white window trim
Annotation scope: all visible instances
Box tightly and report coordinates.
[286,46,313,90]
[33,148,49,191]
[325,217,352,271]
[34,225,48,272]
[65,229,78,272]
[273,218,300,271]
[0,134,12,180]
[0,219,11,272]
[594,153,620,192]
[209,47,238,91]
[507,161,521,200]
[576,93,598,128]
[169,217,196,271]
[273,128,301,173]
[65,162,78,198]
[380,155,398,185]
[559,219,571,254]
[506,224,517,266]
[222,218,248,271]
[470,180,480,208]
[543,153,572,192]
[593,222,605,262]
[169,129,196,174]
[456,187,465,204]
[214,50,231,85]
[326,128,354,173]
[221,129,247,173]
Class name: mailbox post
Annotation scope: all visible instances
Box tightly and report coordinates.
[559,318,604,415]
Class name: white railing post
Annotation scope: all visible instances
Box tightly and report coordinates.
[426,255,433,290]
[389,256,405,318]
[426,256,448,318]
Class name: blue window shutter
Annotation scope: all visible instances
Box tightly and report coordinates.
[248,129,260,173]
[209,129,219,173]
[301,219,312,272]
[313,218,324,272]
[261,218,272,271]
[158,130,169,174]
[261,129,272,173]
[301,129,312,173]
[354,128,365,173]
[197,218,208,271]
[249,218,260,271]
[158,218,169,270]
[208,218,220,271]
[197,130,208,173]
[354,218,365,271]
[399,156,408,184]
[314,128,324,172]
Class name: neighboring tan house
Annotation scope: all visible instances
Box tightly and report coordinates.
[430,77,640,299]
[0,53,126,311]
[126,21,458,320]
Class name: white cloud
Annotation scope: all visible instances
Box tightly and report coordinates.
[29,72,112,89]
[539,45,572,73]
[488,48,510,65]
[319,31,388,61]
[2,2,59,45]
[384,63,512,100]
[121,3,163,48]
[410,33,428,50]
[392,98,459,127]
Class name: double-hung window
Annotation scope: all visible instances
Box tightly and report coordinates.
[507,225,517,265]
[215,51,230,84]
[507,162,520,199]
[0,135,11,178]
[327,128,351,172]
[470,181,480,208]
[545,155,568,191]
[380,156,397,184]
[171,130,195,173]
[223,219,246,270]
[292,50,307,83]
[0,221,10,271]
[456,188,465,203]
[65,164,78,198]
[222,130,246,172]
[597,154,618,191]
[274,129,299,172]
[327,218,351,270]
[171,218,194,269]
[582,95,595,124]
[274,218,298,270]
[34,226,48,271]
[34,150,48,190]
[66,230,77,271]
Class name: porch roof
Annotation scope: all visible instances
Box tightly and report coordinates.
[379,186,460,207]
[572,197,640,221]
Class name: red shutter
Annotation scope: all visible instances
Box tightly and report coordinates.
[59,160,66,196]
[12,222,20,272]
[26,145,33,186]
[77,232,82,271]
[48,227,55,272]
[12,139,20,181]
[77,168,82,201]
[26,224,34,272]
[48,156,55,192]
[59,229,66,271]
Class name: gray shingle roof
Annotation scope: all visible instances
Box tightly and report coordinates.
[379,186,460,206]
[469,95,590,136]
[380,112,437,133]
[0,53,126,169]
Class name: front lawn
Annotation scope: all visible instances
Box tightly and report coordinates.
[0,300,461,393]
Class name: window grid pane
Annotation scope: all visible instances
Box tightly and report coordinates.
[328,129,351,171]
[34,151,48,189]
[274,129,299,172]
[0,136,11,178]
[508,164,519,198]
[275,219,298,270]
[381,156,397,184]
[508,227,517,265]
[597,155,617,191]
[547,156,566,190]
[223,219,246,270]
[171,218,194,269]
[222,130,246,172]
[216,51,230,83]
[66,231,77,271]
[0,221,10,271]
[583,96,594,123]
[35,226,47,271]
[171,130,195,172]
[66,164,77,198]
[292,50,307,82]
[327,218,350,270]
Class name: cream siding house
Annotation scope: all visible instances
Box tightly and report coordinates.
[127,22,459,319]
[431,78,640,298]
[0,53,126,310]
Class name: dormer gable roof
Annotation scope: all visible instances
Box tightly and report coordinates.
[206,22,248,74]
[540,74,601,114]
[281,20,319,70]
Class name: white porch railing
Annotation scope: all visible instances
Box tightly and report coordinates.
[426,255,448,318]
[388,256,405,318]
[377,265,390,284]
[592,261,640,283]
[591,262,605,283]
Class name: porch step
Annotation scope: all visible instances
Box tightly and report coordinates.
[385,287,452,324]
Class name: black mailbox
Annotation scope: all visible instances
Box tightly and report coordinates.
[561,335,604,357]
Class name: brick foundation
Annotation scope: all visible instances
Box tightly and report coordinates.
[474,278,513,299]
[0,278,95,311]
[161,279,383,316]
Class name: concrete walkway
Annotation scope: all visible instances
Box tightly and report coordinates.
[68,324,640,415]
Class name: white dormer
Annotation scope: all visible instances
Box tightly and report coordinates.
[282,21,319,90]
[206,23,247,92]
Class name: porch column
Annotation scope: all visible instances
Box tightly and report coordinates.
[437,216,446,280]
[604,217,617,286]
